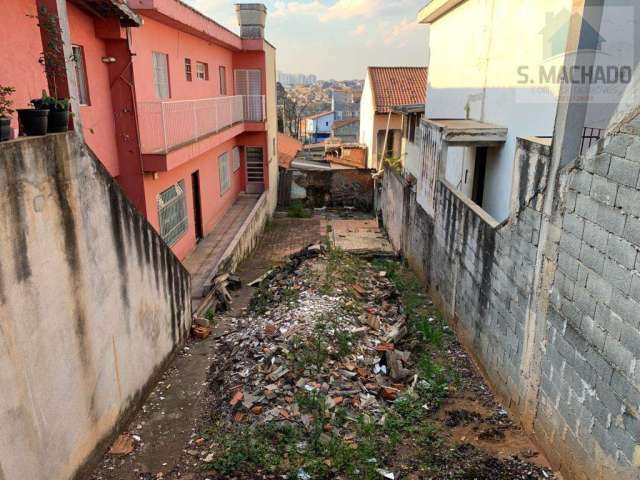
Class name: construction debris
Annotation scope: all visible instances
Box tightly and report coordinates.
[109,433,135,456]
[197,245,555,479]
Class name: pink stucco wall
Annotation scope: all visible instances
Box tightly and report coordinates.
[67,3,121,176]
[130,15,235,102]
[142,136,249,260]
[0,0,48,134]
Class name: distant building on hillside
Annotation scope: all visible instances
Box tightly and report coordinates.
[332,88,360,120]
[331,118,360,143]
[278,71,318,86]
[359,67,428,169]
[300,111,335,143]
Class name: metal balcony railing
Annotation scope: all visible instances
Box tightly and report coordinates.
[137,95,265,154]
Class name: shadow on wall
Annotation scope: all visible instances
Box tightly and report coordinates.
[0,133,191,480]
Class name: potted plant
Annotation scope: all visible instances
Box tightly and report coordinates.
[0,85,15,142]
[33,90,70,133]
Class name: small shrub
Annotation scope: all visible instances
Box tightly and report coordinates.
[287,201,311,218]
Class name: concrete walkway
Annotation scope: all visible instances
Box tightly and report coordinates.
[183,194,260,299]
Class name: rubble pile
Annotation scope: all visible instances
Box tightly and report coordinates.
[208,245,417,427]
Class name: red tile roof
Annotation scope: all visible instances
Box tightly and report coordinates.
[368,67,428,113]
[277,133,302,169]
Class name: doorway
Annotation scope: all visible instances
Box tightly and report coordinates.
[191,171,204,242]
[472,147,488,207]
[245,146,265,194]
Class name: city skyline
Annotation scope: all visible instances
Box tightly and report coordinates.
[184,0,428,80]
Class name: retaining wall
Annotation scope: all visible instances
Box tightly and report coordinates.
[0,133,191,480]
[381,120,640,479]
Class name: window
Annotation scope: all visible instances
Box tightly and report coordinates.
[232,146,240,172]
[185,58,192,82]
[152,52,170,99]
[157,180,187,245]
[196,62,209,81]
[219,152,230,194]
[72,45,90,105]
[219,66,227,95]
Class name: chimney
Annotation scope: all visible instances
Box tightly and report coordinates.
[235,3,267,39]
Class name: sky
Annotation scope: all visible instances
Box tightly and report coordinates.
[183,0,429,80]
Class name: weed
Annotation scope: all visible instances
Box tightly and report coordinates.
[288,201,312,218]
[416,317,444,347]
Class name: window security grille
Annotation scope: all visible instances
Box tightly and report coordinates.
[219,152,230,193]
[158,180,187,245]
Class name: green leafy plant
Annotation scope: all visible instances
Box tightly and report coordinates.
[0,86,16,118]
[287,200,312,219]
[33,90,69,112]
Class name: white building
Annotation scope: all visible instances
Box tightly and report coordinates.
[414,0,637,221]
[359,67,428,170]
[300,111,335,143]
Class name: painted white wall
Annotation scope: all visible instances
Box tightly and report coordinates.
[359,71,376,168]
[584,1,639,131]
[444,146,476,198]
[265,43,279,214]
[425,0,573,221]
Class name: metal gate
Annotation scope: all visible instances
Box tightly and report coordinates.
[245,146,265,194]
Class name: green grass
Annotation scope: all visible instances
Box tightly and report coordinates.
[287,201,312,219]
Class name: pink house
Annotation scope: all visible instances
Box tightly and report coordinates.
[2,0,278,262]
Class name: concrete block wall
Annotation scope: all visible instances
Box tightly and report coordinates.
[537,128,640,479]
[380,125,640,479]
[0,133,191,480]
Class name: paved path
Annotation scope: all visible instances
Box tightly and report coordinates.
[183,194,259,299]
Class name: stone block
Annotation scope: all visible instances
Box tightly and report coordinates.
[576,194,626,236]
[603,134,634,157]
[631,274,640,304]
[559,231,582,259]
[607,236,638,270]
[574,284,598,317]
[595,302,623,341]
[583,220,610,252]
[591,175,619,206]
[586,272,613,304]
[616,186,640,218]
[602,258,633,295]
[570,170,593,194]
[610,289,640,329]
[558,251,580,280]
[580,242,605,274]
[582,153,611,177]
[623,215,640,246]
[603,336,634,372]
[564,213,585,238]
[580,315,607,351]
[608,155,640,188]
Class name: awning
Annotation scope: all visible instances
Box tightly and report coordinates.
[426,119,508,146]
[70,0,142,27]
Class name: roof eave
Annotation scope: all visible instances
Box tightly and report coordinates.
[418,0,467,24]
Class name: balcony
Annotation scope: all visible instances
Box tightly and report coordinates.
[137,95,265,156]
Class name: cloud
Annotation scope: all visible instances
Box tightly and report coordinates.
[383,18,422,45]
[186,0,237,30]
[351,24,366,37]
[321,0,383,21]
[272,1,324,18]
[272,0,384,22]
